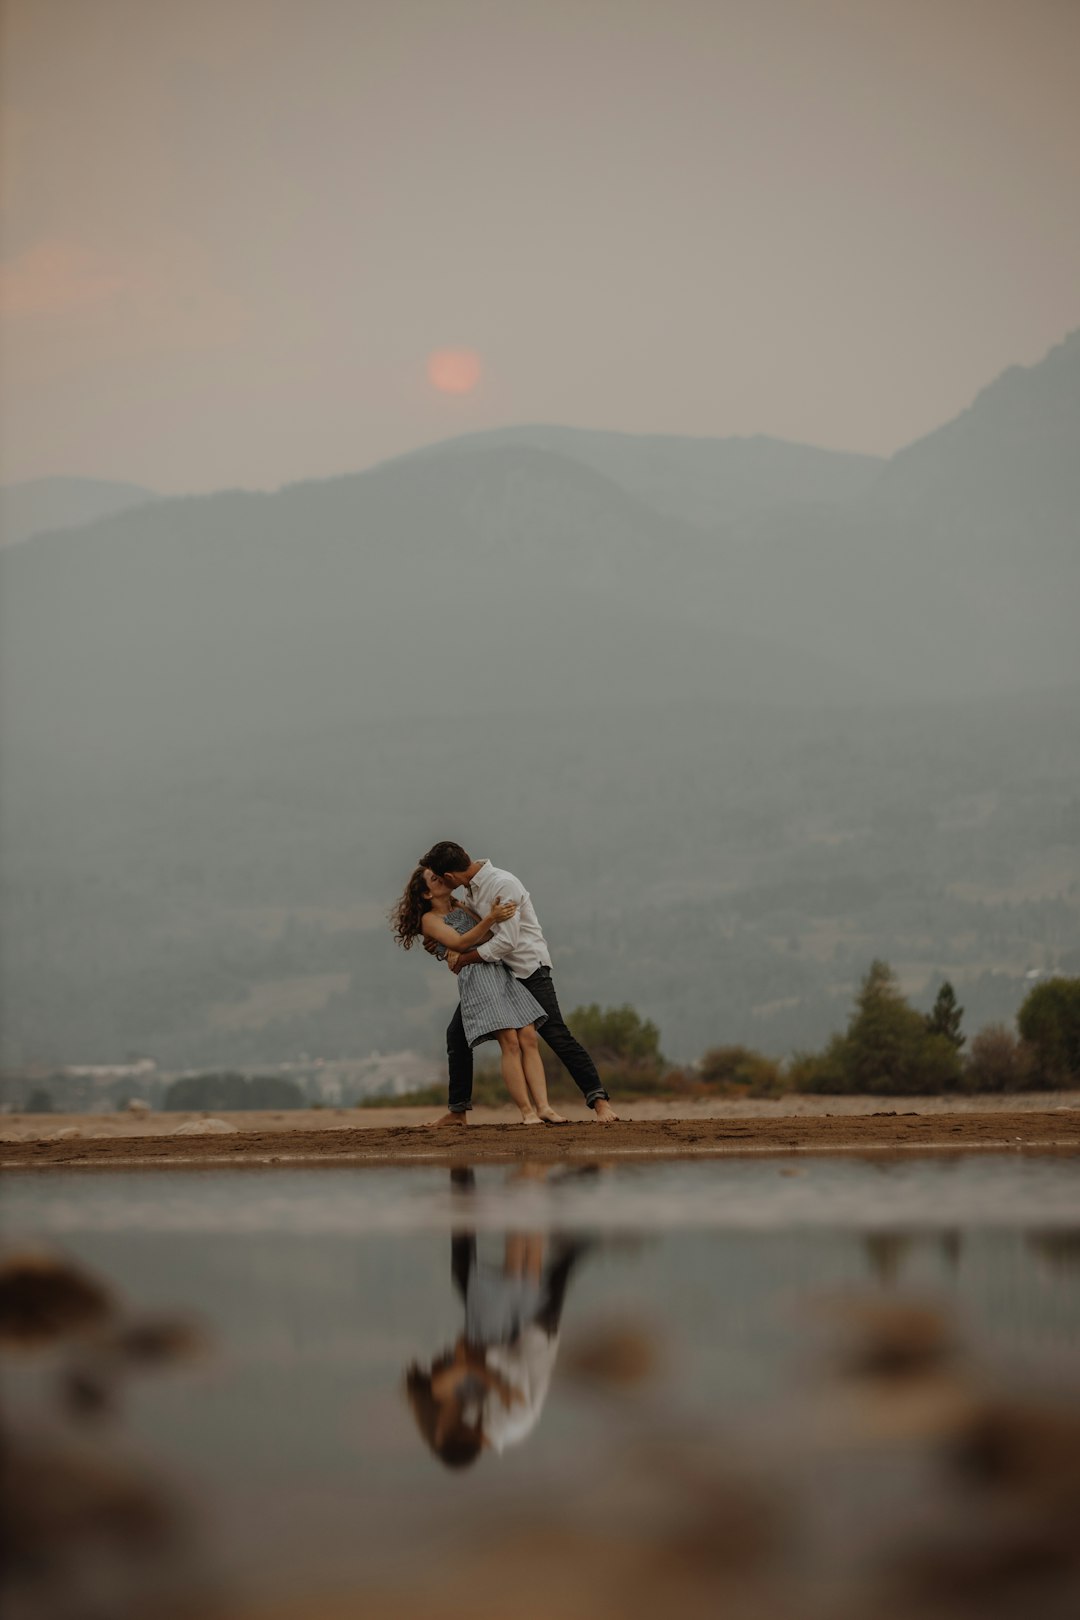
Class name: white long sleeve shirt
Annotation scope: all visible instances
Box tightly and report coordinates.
[457,859,552,980]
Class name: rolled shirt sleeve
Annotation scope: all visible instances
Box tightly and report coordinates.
[457,861,552,978]
[475,875,528,963]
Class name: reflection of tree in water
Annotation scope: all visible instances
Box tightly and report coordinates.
[863,1231,965,1286]
[938,1229,963,1272]
[0,1251,211,1620]
[863,1232,915,1285]
[1027,1229,1080,1277]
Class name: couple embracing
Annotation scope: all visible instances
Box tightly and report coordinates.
[392,841,619,1126]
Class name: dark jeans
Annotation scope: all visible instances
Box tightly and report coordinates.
[446,965,609,1111]
[453,1228,588,1343]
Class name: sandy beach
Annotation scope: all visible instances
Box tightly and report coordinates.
[3,1092,1078,1169]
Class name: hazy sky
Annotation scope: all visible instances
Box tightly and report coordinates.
[2,0,1078,493]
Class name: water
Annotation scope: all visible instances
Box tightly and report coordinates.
[8,1152,1080,1235]
[4,1156,1080,1618]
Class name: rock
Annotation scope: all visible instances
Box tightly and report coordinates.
[821,1298,956,1380]
[169,1118,238,1136]
[126,1099,150,1115]
[0,1251,114,1344]
[564,1321,660,1387]
[52,1126,83,1140]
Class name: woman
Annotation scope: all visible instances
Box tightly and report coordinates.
[391,867,567,1125]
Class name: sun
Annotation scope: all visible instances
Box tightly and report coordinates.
[427,347,482,395]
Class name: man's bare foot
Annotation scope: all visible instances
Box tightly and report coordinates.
[538,1106,569,1125]
[592,1099,620,1124]
[423,1111,468,1129]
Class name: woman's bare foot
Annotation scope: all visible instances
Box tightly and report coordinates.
[538,1106,568,1125]
[422,1111,468,1129]
[592,1099,620,1124]
[521,1110,544,1126]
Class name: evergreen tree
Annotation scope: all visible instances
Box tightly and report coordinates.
[793,960,963,1095]
[926,980,965,1050]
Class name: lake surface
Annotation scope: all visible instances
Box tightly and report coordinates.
[5,1155,1080,1619]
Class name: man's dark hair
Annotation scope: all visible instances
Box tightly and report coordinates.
[420,841,472,878]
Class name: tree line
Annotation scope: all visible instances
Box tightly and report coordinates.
[448,968,1080,1103]
[21,968,1076,1114]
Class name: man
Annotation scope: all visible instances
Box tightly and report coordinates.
[418,840,619,1126]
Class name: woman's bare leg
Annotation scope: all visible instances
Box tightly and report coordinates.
[504,1234,545,1279]
[495,1030,541,1123]
[519,1025,567,1122]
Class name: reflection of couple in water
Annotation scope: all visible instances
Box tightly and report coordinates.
[391,841,619,1126]
[405,1169,589,1467]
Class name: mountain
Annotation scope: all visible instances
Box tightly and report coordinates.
[401,424,883,528]
[681,330,1080,698]
[1,331,1078,1071]
[7,325,1077,780]
[0,444,864,776]
[874,327,1080,562]
[0,476,159,547]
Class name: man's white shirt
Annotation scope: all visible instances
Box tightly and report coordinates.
[456,859,552,980]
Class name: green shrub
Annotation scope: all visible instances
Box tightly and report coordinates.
[698,1044,784,1097]
[1017,977,1080,1088]
[163,1072,305,1110]
[787,1036,850,1094]
[542,1003,668,1099]
[558,1004,663,1065]
[360,1085,444,1109]
[961,1025,1038,1093]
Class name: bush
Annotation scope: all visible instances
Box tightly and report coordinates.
[163,1073,305,1110]
[562,1004,664,1066]
[542,1003,669,1099]
[699,1044,784,1097]
[1017,977,1080,1088]
[962,1025,1038,1093]
[360,1085,444,1109]
[787,1036,850,1094]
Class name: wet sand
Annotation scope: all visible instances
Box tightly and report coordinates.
[2,1094,1078,1169]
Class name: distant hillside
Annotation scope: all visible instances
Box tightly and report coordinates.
[5,326,1079,782]
[0,444,862,776]
[0,476,159,547]
[1,331,1078,1070]
[874,328,1080,562]
[701,330,1080,697]
[402,424,884,528]
[1,690,1077,1070]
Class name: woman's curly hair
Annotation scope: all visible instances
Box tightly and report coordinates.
[390,866,433,950]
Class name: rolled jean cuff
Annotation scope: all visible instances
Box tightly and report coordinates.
[585,1089,609,1107]
[449,1102,472,1114]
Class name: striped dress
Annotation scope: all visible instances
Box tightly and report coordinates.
[442,907,548,1049]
